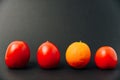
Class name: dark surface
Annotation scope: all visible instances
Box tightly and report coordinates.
[0,0,120,80]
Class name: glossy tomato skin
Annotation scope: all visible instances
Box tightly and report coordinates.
[37,41,60,69]
[5,41,30,68]
[95,46,118,69]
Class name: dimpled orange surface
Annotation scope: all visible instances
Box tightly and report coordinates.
[65,41,91,69]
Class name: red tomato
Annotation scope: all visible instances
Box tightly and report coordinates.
[5,41,30,68]
[95,46,118,69]
[37,41,60,69]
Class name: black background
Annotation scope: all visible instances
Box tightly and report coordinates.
[0,0,120,80]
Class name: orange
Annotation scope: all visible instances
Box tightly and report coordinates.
[65,41,91,69]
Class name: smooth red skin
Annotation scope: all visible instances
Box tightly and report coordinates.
[37,41,60,69]
[95,46,118,69]
[5,41,30,68]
